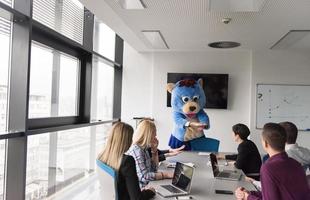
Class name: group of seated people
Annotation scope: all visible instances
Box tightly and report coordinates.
[97,119,310,200]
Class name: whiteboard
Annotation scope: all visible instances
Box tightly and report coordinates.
[256,84,310,130]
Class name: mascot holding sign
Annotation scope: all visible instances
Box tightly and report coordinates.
[167,79,210,150]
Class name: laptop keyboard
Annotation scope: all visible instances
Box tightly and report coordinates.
[162,185,183,194]
[219,172,231,178]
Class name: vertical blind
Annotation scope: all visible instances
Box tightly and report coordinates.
[32,0,84,44]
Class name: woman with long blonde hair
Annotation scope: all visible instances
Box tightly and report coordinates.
[98,122,155,200]
[127,120,173,188]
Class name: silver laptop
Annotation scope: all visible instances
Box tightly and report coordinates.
[210,153,241,181]
[156,162,194,197]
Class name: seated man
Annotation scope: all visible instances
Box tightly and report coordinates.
[279,121,310,171]
[235,123,310,200]
[224,124,262,180]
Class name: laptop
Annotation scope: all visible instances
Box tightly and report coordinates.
[209,153,242,181]
[156,162,194,197]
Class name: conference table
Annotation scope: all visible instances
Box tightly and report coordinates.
[149,151,257,200]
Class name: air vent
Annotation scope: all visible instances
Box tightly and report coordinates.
[208,41,240,49]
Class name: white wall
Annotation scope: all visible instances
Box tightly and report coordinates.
[122,43,252,152]
[122,44,310,153]
[121,43,154,128]
[250,50,310,152]
[151,51,252,151]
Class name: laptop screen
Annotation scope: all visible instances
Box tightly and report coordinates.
[172,162,194,192]
[210,153,220,177]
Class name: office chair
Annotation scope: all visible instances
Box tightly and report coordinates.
[96,160,118,200]
[190,137,220,152]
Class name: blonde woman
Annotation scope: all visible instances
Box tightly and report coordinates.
[127,120,174,188]
[98,122,155,200]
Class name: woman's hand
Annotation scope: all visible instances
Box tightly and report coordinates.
[162,171,174,179]
[151,137,159,153]
[166,145,186,157]
[143,185,156,193]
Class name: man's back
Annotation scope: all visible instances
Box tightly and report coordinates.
[261,152,310,200]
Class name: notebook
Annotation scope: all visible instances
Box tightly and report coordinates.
[156,162,194,197]
[210,153,241,181]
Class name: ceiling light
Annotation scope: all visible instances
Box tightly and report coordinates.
[142,30,169,49]
[208,41,241,49]
[118,0,146,9]
[270,30,310,50]
[209,0,267,12]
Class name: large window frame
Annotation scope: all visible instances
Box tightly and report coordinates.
[0,1,123,199]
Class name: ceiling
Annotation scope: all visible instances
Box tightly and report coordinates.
[80,0,310,52]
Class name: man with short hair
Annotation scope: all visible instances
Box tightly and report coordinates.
[235,123,310,200]
[279,121,310,170]
[225,124,262,179]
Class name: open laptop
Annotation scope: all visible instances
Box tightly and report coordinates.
[210,153,242,181]
[156,162,194,197]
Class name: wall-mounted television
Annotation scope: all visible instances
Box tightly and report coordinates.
[167,73,229,109]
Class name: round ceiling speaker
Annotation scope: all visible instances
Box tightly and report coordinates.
[208,41,241,49]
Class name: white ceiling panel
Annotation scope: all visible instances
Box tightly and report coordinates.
[80,0,310,52]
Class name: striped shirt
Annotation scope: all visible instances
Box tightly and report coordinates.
[126,144,158,188]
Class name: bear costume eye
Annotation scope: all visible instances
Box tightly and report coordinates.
[182,96,190,103]
[193,96,199,102]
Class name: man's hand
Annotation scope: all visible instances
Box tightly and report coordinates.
[189,122,207,131]
[235,187,249,200]
[245,176,256,183]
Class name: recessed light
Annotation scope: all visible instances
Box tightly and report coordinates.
[118,0,146,9]
[208,41,240,49]
[142,30,169,49]
[270,30,310,50]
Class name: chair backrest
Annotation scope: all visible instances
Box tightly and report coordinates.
[96,160,118,200]
[190,137,220,152]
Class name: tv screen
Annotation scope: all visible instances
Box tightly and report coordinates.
[167,73,229,109]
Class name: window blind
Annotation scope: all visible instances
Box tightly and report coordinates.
[0,16,11,36]
[0,0,12,7]
[32,0,84,44]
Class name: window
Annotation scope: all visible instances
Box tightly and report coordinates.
[94,123,112,156]
[0,16,11,132]
[32,0,84,44]
[26,124,112,199]
[56,128,91,191]
[93,17,116,61]
[91,57,115,121]
[29,42,80,118]
[0,140,6,200]
[0,0,13,7]
[26,134,50,200]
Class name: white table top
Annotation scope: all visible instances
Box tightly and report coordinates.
[149,152,257,200]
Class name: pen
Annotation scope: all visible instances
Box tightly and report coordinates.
[176,196,193,199]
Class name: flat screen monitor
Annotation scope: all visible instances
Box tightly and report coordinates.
[167,73,228,109]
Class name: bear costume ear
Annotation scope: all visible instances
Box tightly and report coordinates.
[198,78,203,87]
[167,83,175,93]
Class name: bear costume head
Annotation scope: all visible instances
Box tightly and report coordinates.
[167,79,206,117]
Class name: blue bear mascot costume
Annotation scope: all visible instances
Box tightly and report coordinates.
[167,79,210,150]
